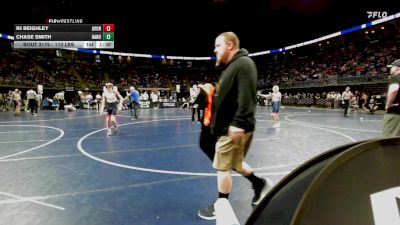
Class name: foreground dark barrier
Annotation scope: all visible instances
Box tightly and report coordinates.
[246,137,400,225]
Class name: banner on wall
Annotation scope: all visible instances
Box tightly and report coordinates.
[65,87,74,91]
[140,101,150,108]
[160,102,177,108]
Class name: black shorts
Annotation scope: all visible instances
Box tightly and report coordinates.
[106,102,118,115]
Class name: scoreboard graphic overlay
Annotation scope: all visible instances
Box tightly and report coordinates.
[14,24,114,49]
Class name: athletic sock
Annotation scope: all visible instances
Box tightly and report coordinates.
[218,192,229,199]
[245,173,263,186]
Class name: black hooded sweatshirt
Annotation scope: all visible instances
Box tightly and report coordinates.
[211,48,257,136]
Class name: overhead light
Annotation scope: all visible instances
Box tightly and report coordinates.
[371,30,375,33]
[365,31,369,34]
[319,43,321,46]
[381,26,384,29]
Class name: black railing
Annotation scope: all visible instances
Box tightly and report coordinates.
[278,74,388,88]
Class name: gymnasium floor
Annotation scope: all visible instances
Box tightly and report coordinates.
[0,106,384,225]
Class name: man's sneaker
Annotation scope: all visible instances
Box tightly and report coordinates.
[197,204,216,220]
[252,178,270,205]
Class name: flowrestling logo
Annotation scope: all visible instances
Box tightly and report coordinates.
[46,18,84,24]
[366,11,388,19]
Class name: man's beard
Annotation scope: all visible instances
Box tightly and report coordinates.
[215,56,221,66]
[215,54,222,67]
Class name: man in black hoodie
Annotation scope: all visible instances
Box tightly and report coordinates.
[198,32,269,220]
[384,59,400,137]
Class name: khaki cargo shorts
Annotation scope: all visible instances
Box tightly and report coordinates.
[213,132,254,171]
[383,114,400,137]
